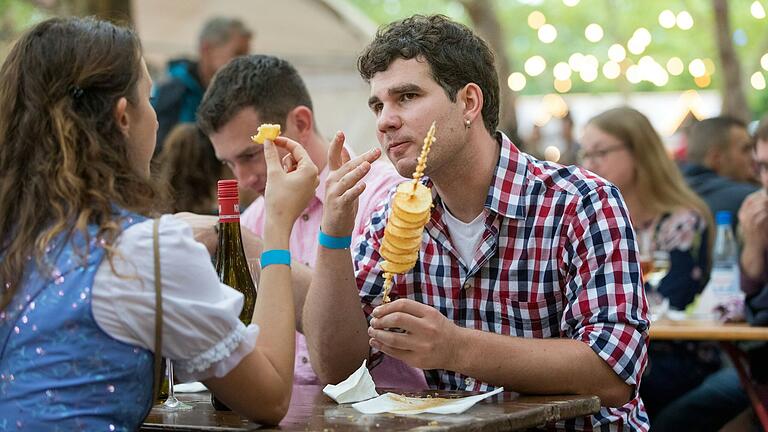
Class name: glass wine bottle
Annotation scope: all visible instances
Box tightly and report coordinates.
[211,179,257,411]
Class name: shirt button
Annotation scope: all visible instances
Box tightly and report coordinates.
[301,214,309,221]
[301,356,309,364]
[463,281,472,290]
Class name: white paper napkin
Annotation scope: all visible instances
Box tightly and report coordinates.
[351,386,504,415]
[173,381,207,393]
[322,360,379,404]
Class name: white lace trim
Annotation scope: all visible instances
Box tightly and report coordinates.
[179,321,248,374]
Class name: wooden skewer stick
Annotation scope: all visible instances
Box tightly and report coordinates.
[411,121,436,194]
[382,272,394,303]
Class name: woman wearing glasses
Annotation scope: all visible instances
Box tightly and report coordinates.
[580,106,717,421]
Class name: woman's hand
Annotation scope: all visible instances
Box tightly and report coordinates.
[262,137,319,236]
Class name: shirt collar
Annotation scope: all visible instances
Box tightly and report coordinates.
[423,132,528,220]
[485,132,529,219]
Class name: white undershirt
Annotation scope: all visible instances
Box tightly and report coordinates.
[440,202,487,268]
[91,215,259,383]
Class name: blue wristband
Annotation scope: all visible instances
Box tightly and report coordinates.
[318,230,352,249]
[260,249,291,269]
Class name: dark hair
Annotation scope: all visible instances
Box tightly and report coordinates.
[358,14,499,133]
[157,124,223,214]
[197,55,313,134]
[0,17,155,309]
[687,116,747,164]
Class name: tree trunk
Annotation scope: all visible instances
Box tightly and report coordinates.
[34,0,132,24]
[712,0,750,122]
[604,0,631,101]
[460,0,519,143]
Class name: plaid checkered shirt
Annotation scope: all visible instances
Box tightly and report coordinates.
[354,133,650,431]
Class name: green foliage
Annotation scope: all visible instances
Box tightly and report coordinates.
[349,0,768,106]
[0,0,50,57]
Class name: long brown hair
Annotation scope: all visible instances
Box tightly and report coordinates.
[589,107,714,258]
[0,17,158,309]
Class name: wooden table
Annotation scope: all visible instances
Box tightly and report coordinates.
[141,385,600,431]
[650,319,768,431]
[650,320,768,341]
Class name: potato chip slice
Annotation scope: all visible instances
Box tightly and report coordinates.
[381,238,416,255]
[384,224,422,240]
[380,246,418,264]
[391,207,430,224]
[382,235,423,253]
[250,123,281,144]
[381,260,417,274]
[393,182,432,214]
[390,212,430,229]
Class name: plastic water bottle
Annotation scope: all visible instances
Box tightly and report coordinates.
[693,211,744,319]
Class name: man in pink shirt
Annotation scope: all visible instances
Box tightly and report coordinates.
[196,54,407,385]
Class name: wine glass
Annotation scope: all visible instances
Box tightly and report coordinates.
[638,230,671,321]
[154,358,193,411]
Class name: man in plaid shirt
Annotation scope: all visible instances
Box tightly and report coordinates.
[304,14,650,431]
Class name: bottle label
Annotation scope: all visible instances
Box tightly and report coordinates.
[218,199,240,223]
[692,267,745,319]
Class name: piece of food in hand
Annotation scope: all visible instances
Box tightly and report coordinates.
[379,122,436,303]
[250,123,282,144]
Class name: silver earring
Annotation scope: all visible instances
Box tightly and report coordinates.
[464,119,471,128]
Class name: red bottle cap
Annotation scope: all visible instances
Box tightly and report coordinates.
[217,179,239,200]
[217,180,240,222]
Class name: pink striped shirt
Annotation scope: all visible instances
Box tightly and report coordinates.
[241,159,409,384]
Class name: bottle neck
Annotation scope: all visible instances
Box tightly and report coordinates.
[714,222,738,263]
[715,223,735,241]
[218,197,240,224]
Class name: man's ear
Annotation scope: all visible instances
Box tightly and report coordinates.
[459,83,484,126]
[286,105,314,143]
[114,97,130,137]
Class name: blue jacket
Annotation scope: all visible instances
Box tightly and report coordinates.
[151,59,204,153]
[681,163,758,230]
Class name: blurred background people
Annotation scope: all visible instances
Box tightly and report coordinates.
[156,123,224,214]
[525,112,580,165]
[652,114,768,432]
[740,116,768,327]
[152,17,251,153]
[580,106,717,420]
[558,111,581,165]
[682,116,758,230]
